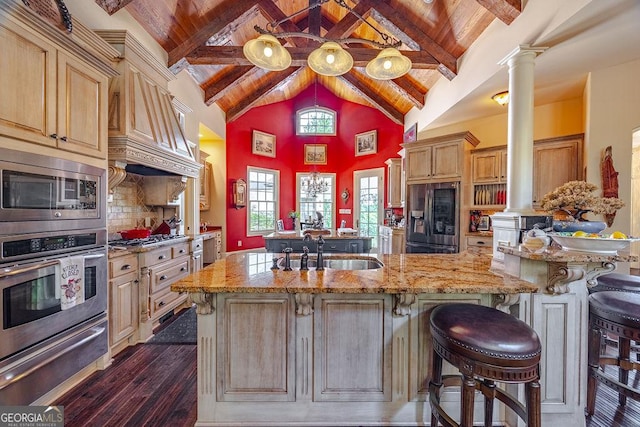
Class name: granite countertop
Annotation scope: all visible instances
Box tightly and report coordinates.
[171,251,538,295]
[108,235,192,258]
[264,230,373,240]
[498,245,638,263]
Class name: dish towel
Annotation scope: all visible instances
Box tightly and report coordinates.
[58,255,85,310]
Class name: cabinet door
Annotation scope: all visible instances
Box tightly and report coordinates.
[431,142,462,179]
[499,149,508,182]
[386,158,403,208]
[406,147,432,181]
[192,251,203,273]
[57,52,108,158]
[472,151,501,183]
[109,272,138,346]
[0,23,57,146]
[314,294,392,402]
[533,140,580,205]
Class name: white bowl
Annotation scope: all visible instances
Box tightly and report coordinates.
[549,233,637,254]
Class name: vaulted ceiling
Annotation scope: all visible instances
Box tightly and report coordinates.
[95,0,523,124]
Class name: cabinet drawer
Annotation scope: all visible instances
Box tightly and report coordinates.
[151,289,186,319]
[172,242,190,258]
[109,255,139,278]
[150,259,190,293]
[191,237,204,252]
[141,247,172,267]
[467,236,492,247]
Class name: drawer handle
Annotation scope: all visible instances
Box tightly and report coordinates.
[158,301,165,307]
[477,241,485,245]
[196,244,201,248]
[158,255,166,260]
[50,133,58,139]
[60,136,67,142]
[179,249,185,254]
[160,275,167,280]
[121,264,132,270]
[180,267,186,272]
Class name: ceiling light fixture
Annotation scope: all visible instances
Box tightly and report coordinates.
[492,91,510,106]
[243,0,411,80]
[304,172,329,198]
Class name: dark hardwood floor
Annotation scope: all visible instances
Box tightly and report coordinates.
[55,341,640,427]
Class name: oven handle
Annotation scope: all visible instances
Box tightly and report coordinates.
[0,252,105,279]
[0,260,59,279]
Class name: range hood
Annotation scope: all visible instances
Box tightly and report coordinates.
[97,30,201,195]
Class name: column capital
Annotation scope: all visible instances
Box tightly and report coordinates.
[498,44,548,66]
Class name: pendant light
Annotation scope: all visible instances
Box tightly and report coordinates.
[365,48,412,80]
[307,42,354,77]
[242,34,292,71]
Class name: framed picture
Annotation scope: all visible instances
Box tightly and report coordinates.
[276,219,284,231]
[252,130,276,157]
[304,144,327,165]
[478,215,491,231]
[355,130,377,156]
[403,122,417,143]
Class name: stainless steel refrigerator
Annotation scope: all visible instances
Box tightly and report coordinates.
[405,181,460,253]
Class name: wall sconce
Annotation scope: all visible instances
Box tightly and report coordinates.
[491,91,509,106]
[341,188,350,203]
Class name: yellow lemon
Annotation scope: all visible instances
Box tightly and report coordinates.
[572,230,587,237]
[611,231,627,239]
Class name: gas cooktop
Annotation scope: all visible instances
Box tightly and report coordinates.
[109,234,188,248]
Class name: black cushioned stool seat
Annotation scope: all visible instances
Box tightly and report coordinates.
[429,303,542,427]
[587,291,640,415]
[591,273,640,293]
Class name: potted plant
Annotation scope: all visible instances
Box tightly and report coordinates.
[540,181,624,232]
[288,210,299,230]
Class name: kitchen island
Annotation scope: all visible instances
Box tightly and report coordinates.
[172,251,538,426]
[263,229,374,253]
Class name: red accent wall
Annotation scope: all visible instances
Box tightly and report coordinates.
[226,83,404,252]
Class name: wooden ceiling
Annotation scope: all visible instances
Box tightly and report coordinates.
[95,0,522,124]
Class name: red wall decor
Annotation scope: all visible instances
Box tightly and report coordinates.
[225,83,404,252]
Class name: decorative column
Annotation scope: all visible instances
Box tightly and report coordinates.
[491,45,547,267]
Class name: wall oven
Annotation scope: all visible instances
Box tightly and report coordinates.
[0,228,108,405]
[0,147,106,234]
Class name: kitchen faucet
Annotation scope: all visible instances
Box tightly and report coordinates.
[303,234,324,270]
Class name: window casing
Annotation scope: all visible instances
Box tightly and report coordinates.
[296,173,336,229]
[247,167,279,236]
[296,107,336,136]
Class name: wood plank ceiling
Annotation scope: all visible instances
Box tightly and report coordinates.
[96,0,522,124]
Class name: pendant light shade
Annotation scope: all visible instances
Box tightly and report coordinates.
[307,42,354,76]
[365,48,412,80]
[243,34,292,71]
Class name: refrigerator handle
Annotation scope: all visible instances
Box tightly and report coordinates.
[425,187,433,237]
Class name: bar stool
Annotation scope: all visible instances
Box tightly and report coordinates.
[590,272,640,294]
[586,290,640,415]
[429,303,542,427]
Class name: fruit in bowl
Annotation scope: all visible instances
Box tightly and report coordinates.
[550,231,637,254]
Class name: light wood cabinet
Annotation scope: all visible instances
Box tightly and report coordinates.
[203,230,222,264]
[465,235,493,254]
[404,132,479,183]
[108,254,139,355]
[532,134,583,206]
[191,237,204,273]
[0,15,112,159]
[378,226,405,254]
[385,158,403,208]
[471,147,507,183]
[200,151,212,211]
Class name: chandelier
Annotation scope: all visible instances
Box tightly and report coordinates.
[242,0,411,80]
[303,172,329,198]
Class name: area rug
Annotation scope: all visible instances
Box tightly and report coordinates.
[147,306,197,344]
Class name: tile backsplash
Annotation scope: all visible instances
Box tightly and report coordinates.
[107,175,160,234]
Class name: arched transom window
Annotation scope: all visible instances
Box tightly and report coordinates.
[296,107,336,136]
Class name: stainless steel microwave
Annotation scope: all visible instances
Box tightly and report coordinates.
[0,148,106,235]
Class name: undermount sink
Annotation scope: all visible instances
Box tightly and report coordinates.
[284,257,384,270]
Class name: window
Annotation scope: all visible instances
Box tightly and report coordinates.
[296,173,336,229]
[248,167,279,236]
[296,107,336,135]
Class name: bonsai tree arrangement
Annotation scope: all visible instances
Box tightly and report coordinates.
[540,180,624,223]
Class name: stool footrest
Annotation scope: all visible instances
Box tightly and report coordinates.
[592,369,640,401]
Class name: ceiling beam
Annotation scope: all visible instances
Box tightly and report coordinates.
[392,78,425,109]
[339,72,404,124]
[308,0,322,37]
[257,0,307,47]
[167,0,261,67]
[369,1,458,80]
[202,66,255,106]
[226,67,303,122]
[185,46,439,68]
[94,0,135,15]
[324,0,372,40]
[475,0,522,25]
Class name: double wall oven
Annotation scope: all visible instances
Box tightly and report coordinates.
[0,148,108,405]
